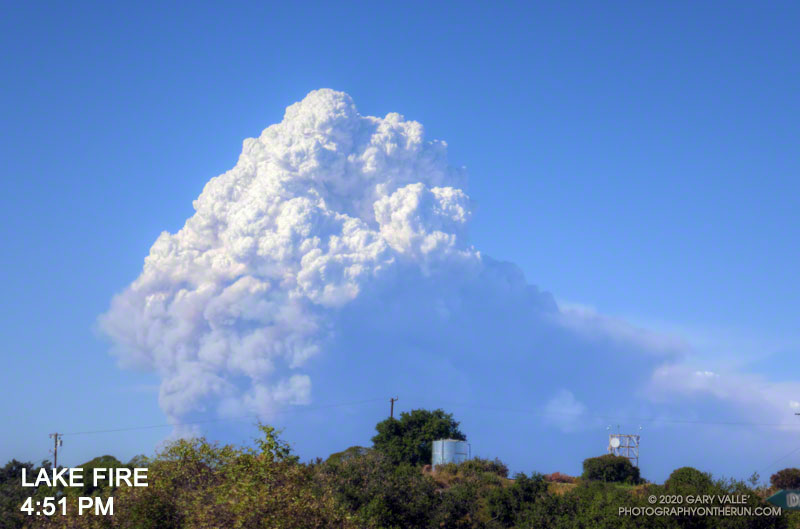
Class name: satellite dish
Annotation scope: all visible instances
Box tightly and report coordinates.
[610,437,621,448]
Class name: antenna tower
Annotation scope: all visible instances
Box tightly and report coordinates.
[607,425,641,467]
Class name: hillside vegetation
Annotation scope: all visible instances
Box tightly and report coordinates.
[2,410,798,528]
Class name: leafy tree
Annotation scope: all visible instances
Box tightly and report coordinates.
[0,460,36,529]
[582,454,641,484]
[486,472,548,527]
[28,429,353,529]
[118,488,182,529]
[430,459,510,528]
[325,445,371,464]
[126,454,150,468]
[659,469,786,529]
[5,428,794,529]
[254,422,298,463]
[434,479,484,529]
[77,455,124,496]
[664,466,713,493]
[316,449,436,529]
[372,408,465,466]
[556,480,649,529]
[770,468,800,490]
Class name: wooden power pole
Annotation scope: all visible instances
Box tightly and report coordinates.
[49,433,62,468]
[390,397,398,419]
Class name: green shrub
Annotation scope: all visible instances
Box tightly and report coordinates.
[436,458,509,480]
[325,445,371,464]
[486,473,548,527]
[581,454,641,484]
[0,460,39,529]
[770,468,800,490]
[76,455,124,496]
[664,466,713,493]
[372,409,465,466]
[117,488,182,529]
[457,458,509,479]
[316,449,436,529]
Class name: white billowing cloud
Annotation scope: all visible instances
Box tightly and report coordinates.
[374,183,473,267]
[555,301,688,358]
[100,89,478,425]
[99,88,796,454]
[544,390,593,433]
[647,364,800,430]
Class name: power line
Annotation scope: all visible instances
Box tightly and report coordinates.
[413,398,800,473]
[46,395,800,479]
[55,396,800,439]
[61,398,385,436]
[758,444,800,475]
[407,399,800,429]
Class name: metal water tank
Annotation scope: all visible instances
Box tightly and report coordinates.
[432,439,470,467]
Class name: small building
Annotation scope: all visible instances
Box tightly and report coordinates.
[432,439,470,467]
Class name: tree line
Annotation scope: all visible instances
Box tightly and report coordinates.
[2,409,799,528]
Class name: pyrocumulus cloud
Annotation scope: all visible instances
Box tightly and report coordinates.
[100,89,800,437]
[100,89,485,424]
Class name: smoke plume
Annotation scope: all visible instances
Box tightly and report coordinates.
[100,89,494,423]
[100,90,797,451]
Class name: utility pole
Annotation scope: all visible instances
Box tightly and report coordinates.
[390,397,398,419]
[49,433,62,469]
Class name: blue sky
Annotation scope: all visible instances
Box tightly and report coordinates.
[1,1,799,483]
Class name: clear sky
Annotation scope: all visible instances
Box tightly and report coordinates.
[1,1,799,483]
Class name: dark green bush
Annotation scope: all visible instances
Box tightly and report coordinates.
[117,488,182,529]
[317,449,436,529]
[770,468,800,490]
[372,408,465,465]
[582,454,641,484]
[486,472,548,526]
[325,445,371,464]
[664,466,713,493]
[436,458,509,480]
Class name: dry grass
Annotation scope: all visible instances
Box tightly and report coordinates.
[548,482,578,495]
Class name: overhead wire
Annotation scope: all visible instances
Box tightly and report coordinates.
[61,397,386,436]
[55,396,800,473]
[403,398,800,429]
[61,396,800,435]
